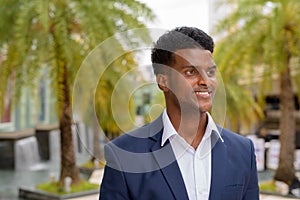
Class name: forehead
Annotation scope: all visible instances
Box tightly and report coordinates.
[172,48,214,68]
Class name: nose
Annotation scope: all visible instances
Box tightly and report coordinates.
[197,72,208,86]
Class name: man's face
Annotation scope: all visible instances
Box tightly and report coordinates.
[163,48,217,114]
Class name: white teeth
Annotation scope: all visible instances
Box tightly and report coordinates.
[195,91,209,95]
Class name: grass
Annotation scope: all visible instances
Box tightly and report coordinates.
[36,180,99,195]
[259,180,277,192]
[80,160,105,169]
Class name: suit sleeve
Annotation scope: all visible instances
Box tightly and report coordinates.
[99,144,130,200]
[243,139,260,200]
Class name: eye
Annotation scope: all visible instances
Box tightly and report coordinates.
[206,68,216,77]
[185,69,198,76]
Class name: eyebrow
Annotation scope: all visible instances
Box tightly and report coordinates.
[181,65,217,70]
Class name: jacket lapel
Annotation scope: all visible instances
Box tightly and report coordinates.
[209,131,228,199]
[149,117,189,200]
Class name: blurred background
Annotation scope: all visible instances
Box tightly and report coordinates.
[0,0,300,199]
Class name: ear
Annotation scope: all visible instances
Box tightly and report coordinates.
[156,74,169,92]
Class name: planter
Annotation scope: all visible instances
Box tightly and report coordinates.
[19,186,99,200]
[79,167,94,177]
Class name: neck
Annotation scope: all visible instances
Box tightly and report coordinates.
[166,107,208,149]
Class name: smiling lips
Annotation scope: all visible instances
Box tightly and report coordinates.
[195,90,211,98]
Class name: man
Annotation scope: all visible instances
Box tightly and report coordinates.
[99,27,259,200]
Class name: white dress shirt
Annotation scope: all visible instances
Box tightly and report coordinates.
[161,110,223,200]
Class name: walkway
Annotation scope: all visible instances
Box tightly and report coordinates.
[260,193,299,199]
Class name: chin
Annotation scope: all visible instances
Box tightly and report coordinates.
[198,105,212,113]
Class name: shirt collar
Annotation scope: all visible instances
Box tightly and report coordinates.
[161,109,224,147]
[162,109,177,146]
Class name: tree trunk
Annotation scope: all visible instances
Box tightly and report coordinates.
[51,23,81,186]
[1,74,14,122]
[274,63,296,186]
[92,110,102,160]
[58,63,81,186]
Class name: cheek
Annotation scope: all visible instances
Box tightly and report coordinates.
[170,75,192,89]
[209,79,217,96]
[210,78,217,89]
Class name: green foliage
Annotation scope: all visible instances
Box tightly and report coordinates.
[0,0,155,119]
[36,180,99,195]
[80,160,105,169]
[96,52,139,138]
[259,181,277,192]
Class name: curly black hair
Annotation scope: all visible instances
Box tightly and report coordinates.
[151,26,214,75]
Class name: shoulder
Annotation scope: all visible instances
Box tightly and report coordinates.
[217,127,257,171]
[103,117,164,173]
[106,116,163,153]
[218,126,254,152]
[219,126,252,143]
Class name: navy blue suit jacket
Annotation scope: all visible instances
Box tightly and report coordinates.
[99,115,259,200]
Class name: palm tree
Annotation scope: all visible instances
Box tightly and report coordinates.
[0,0,154,186]
[72,35,151,153]
[213,0,300,186]
[96,54,139,139]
